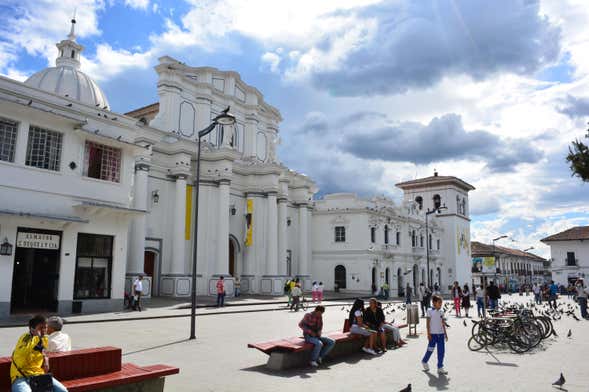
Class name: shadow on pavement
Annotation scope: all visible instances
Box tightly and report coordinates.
[122,339,189,356]
[424,371,450,390]
[240,352,381,379]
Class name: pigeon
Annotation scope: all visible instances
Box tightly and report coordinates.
[399,384,411,392]
[552,373,565,387]
[66,103,72,107]
[341,307,345,310]
[27,99,32,106]
[573,314,580,321]
[463,320,467,327]
[567,329,572,338]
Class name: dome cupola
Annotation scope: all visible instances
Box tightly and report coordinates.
[25,17,110,110]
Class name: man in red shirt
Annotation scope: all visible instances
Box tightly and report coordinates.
[299,306,335,367]
[216,277,225,307]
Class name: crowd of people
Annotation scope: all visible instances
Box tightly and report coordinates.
[9,315,72,392]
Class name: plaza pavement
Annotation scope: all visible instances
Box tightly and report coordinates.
[0,295,588,391]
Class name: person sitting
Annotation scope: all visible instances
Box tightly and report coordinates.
[46,316,71,353]
[299,305,335,367]
[10,315,68,392]
[377,301,407,347]
[364,298,388,352]
[348,299,378,355]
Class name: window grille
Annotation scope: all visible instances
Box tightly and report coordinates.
[335,226,346,242]
[0,117,18,162]
[84,141,121,182]
[25,126,62,171]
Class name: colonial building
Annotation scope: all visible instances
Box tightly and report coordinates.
[541,226,589,286]
[311,172,474,295]
[471,241,546,290]
[312,193,445,296]
[124,56,317,297]
[0,20,149,317]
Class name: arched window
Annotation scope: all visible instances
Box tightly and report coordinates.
[433,194,441,210]
[384,225,389,244]
[335,265,346,289]
[420,234,424,248]
[415,196,423,210]
[411,230,416,247]
[370,227,376,243]
[396,231,401,246]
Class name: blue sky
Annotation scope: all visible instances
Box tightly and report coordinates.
[1,0,588,258]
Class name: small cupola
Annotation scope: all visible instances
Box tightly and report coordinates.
[55,17,83,70]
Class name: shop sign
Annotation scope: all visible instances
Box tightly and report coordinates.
[16,232,60,249]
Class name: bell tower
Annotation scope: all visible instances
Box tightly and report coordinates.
[396,171,475,291]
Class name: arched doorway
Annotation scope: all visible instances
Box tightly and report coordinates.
[421,269,425,285]
[385,268,390,286]
[144,250,158,296]
[335,265,346,289]
[397,268,403,297]
[437,267,442,288]
[228,235,241,277]
[412,264,418,289]
[371,267,377,293]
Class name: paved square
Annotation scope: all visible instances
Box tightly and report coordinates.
[1,295,587,391]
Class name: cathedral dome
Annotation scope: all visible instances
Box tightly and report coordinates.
[24,18,110,110]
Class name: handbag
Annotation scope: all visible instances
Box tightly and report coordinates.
[11,351,54,392]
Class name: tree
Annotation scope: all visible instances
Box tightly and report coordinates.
[566,126,589,182]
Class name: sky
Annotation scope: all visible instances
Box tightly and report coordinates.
[1,0,588,258]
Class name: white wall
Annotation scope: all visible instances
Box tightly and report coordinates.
[548,240,589,285]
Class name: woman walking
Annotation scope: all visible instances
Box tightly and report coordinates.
[462,283,471,318]
[451,281,462,317]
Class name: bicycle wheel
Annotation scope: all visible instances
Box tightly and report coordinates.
[468,335,486,351]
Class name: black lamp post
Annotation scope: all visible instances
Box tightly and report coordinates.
[492,235,508,287]
[190,106,236,340]
[425,204,447,288]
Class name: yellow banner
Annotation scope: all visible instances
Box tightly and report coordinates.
[185,185,193,240]
[245,199,253,246]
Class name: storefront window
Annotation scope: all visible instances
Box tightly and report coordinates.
[74,234,113,299]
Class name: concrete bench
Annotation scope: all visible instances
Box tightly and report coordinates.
[248,321,408,370]
[0,346,179,392]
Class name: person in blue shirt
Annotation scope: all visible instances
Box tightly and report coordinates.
[548,281,558,309]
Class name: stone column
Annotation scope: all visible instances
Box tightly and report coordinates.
[277,198,288,276]
[171,175,187,274]
[298,203,309,276]
[266,192,278,275]
[128,162,150,275]
[216,179,231,275]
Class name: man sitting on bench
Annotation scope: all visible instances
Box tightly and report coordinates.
[299,306,335,367]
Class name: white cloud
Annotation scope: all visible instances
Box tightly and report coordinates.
[261,52,281,73]
[124,0,149,10]
[82,44,153,81]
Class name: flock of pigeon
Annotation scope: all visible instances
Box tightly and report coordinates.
[337,296,582,391]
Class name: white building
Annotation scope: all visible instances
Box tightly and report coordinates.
[311,172,474,295]
[311,193,445,296]
[541,226,589,286]
[0,20,148,317]
[123,56,317,297]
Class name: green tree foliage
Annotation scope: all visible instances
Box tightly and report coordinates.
[566,127,589,182]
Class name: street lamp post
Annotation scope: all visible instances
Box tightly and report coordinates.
[425,204,447,288]
[523,247,534,285]
[190,107,236,340]
[492,235,508,289]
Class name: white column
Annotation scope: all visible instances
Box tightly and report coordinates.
[171,175,187,274]
[298,204,309,275]
[216,180,230,275]
[277,198,288,275]
[128,163,149,275]
[266,193,278,275]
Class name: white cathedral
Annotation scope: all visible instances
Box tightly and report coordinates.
[0,20,473,317]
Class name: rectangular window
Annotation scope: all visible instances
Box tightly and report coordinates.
[384,226,389,244]
[428,234,433,250]
[411,232,416,247]
[84,141,121,182]
[396,231,400,246]
[0,117,18,162]
[370,227,376,243]
[420,235,424,248]
[437,239,440,250]
[335,226,346,242]
[25,126,62,171]
[74,233,113,299]
[566,252,576,266]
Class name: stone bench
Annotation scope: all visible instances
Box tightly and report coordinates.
[0,346,179,392]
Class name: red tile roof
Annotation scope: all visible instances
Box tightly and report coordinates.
[541,226,589,242]
[471,241,545,261]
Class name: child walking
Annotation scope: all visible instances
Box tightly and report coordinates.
[421,294,448,375]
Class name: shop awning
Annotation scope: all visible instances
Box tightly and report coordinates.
[0,209,89,223]
[73,201,147,216]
